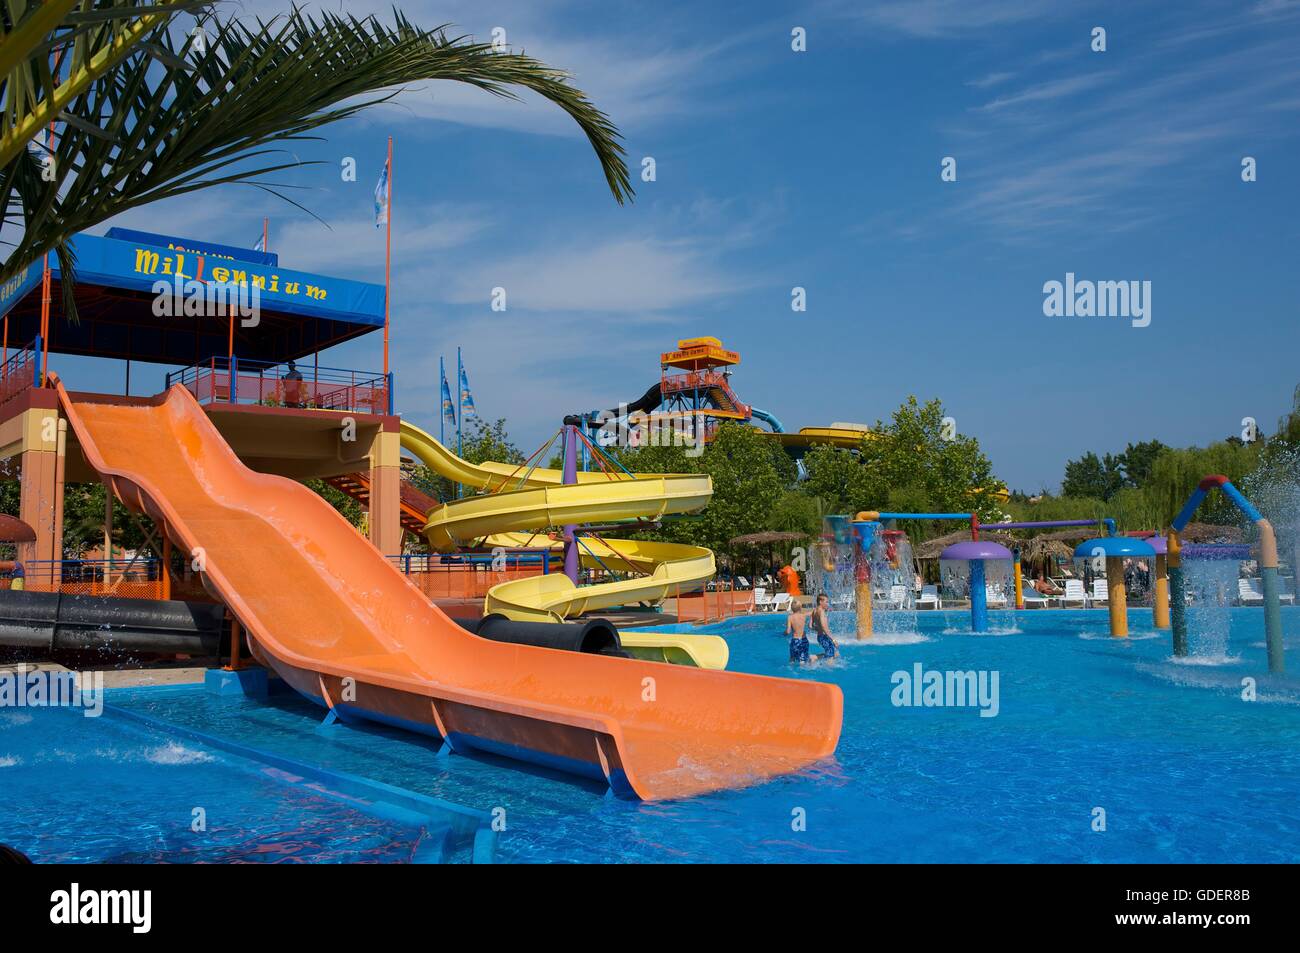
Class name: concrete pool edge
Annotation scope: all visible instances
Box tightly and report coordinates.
[100,687,498,864]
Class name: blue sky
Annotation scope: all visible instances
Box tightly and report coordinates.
[71,0,1300,492]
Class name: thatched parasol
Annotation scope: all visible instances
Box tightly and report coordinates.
[998,528,1093,565]
[1176,522,1244,543]
[728,531,809,547]
[914,529,1015,560]
[728,530,811,580]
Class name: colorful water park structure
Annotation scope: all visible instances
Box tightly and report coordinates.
[0,224,1289,807]
[572,335,872,457]
[813,490,1289,674]
[0,227,843,802]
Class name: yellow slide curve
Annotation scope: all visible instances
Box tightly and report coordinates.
[398,422,727,668]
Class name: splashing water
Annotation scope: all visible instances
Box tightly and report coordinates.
[1182,558,1239,663]
[804,524,922,638]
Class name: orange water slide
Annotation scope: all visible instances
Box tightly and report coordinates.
[54,381,842,800]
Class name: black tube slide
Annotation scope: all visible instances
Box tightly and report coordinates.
[462,613,628,657]
[564,382,662,427]
[0,590,224,655]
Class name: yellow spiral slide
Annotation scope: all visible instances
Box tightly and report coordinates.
[399,422,727,668]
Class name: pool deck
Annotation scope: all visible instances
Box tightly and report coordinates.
[0,658,214,687]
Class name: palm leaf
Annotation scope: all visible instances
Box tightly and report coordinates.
[2,6,632,298]
[1,1,200,167]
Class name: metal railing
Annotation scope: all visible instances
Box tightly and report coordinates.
[672,583,754,622]
[165,357,393,416]
[388,551,551,601]
[0,335,41,407]
[9,558,164,599]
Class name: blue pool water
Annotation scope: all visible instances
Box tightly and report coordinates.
[7,607,1300,862]
[0,704,442,862]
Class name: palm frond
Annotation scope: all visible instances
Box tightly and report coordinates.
[1,1,201,167]
[2,7,633,295]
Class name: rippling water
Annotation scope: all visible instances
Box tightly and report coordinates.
[0,705,429,863]
[11,606,1300,863]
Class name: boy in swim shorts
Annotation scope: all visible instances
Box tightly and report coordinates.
[786,599,810,663]
[811,592,838,659]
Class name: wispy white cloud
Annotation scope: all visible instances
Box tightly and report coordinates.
[271,206,492,278]
[973,72,1114,113]
[966,71,1015,89]
[230,0,761,140]
[838,0,1058,38]
[443,236,748,313]
[879,18,1300,241]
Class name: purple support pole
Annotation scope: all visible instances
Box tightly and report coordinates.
[562,424,579,583]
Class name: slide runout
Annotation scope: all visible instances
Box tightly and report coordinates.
[55,381,842,800]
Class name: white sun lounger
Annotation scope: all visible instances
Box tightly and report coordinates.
[917,584,942,610]
[1060,579,1089,608]
[984,585,1007,609]
[1091,578,1110,606]
[1237,577,1293,605]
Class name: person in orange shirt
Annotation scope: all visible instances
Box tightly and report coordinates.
[777,564,802,597]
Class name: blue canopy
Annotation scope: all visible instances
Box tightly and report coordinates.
[1073,536,1156,559]
[0,229,385,366]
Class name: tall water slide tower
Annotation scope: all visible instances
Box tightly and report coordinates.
[582,336,870,456]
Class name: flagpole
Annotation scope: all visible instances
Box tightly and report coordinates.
[456,346,463,499]
[383,136,393,377]
[262,217,269,254]
[439,355,445,444]
[40,46,67,386]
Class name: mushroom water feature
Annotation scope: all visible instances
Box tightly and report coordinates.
[1072,534,1157,638]
[940,539,1014,633]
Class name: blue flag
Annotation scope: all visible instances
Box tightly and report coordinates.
[440,368,457,428]
[459,364,477,419]
[374,160,390,228]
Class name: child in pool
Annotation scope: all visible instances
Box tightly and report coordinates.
[785,600,810,663]
[810,592,838,659]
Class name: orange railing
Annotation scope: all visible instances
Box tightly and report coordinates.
[10,559,165,599]
[673,585,754,623]
[0,338,40,408]
[389,553,550,601]
[167,358,391,416]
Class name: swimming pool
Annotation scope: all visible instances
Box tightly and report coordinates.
[0,697,493,863]
[77,607,1299,863]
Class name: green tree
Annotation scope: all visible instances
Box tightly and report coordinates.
[1118,439,1168,487]
[803,396,1003,537]
[611,422,791,557]
[1143,441,1262,525]
[1062,451,1125,501]
[410,417,526,504]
